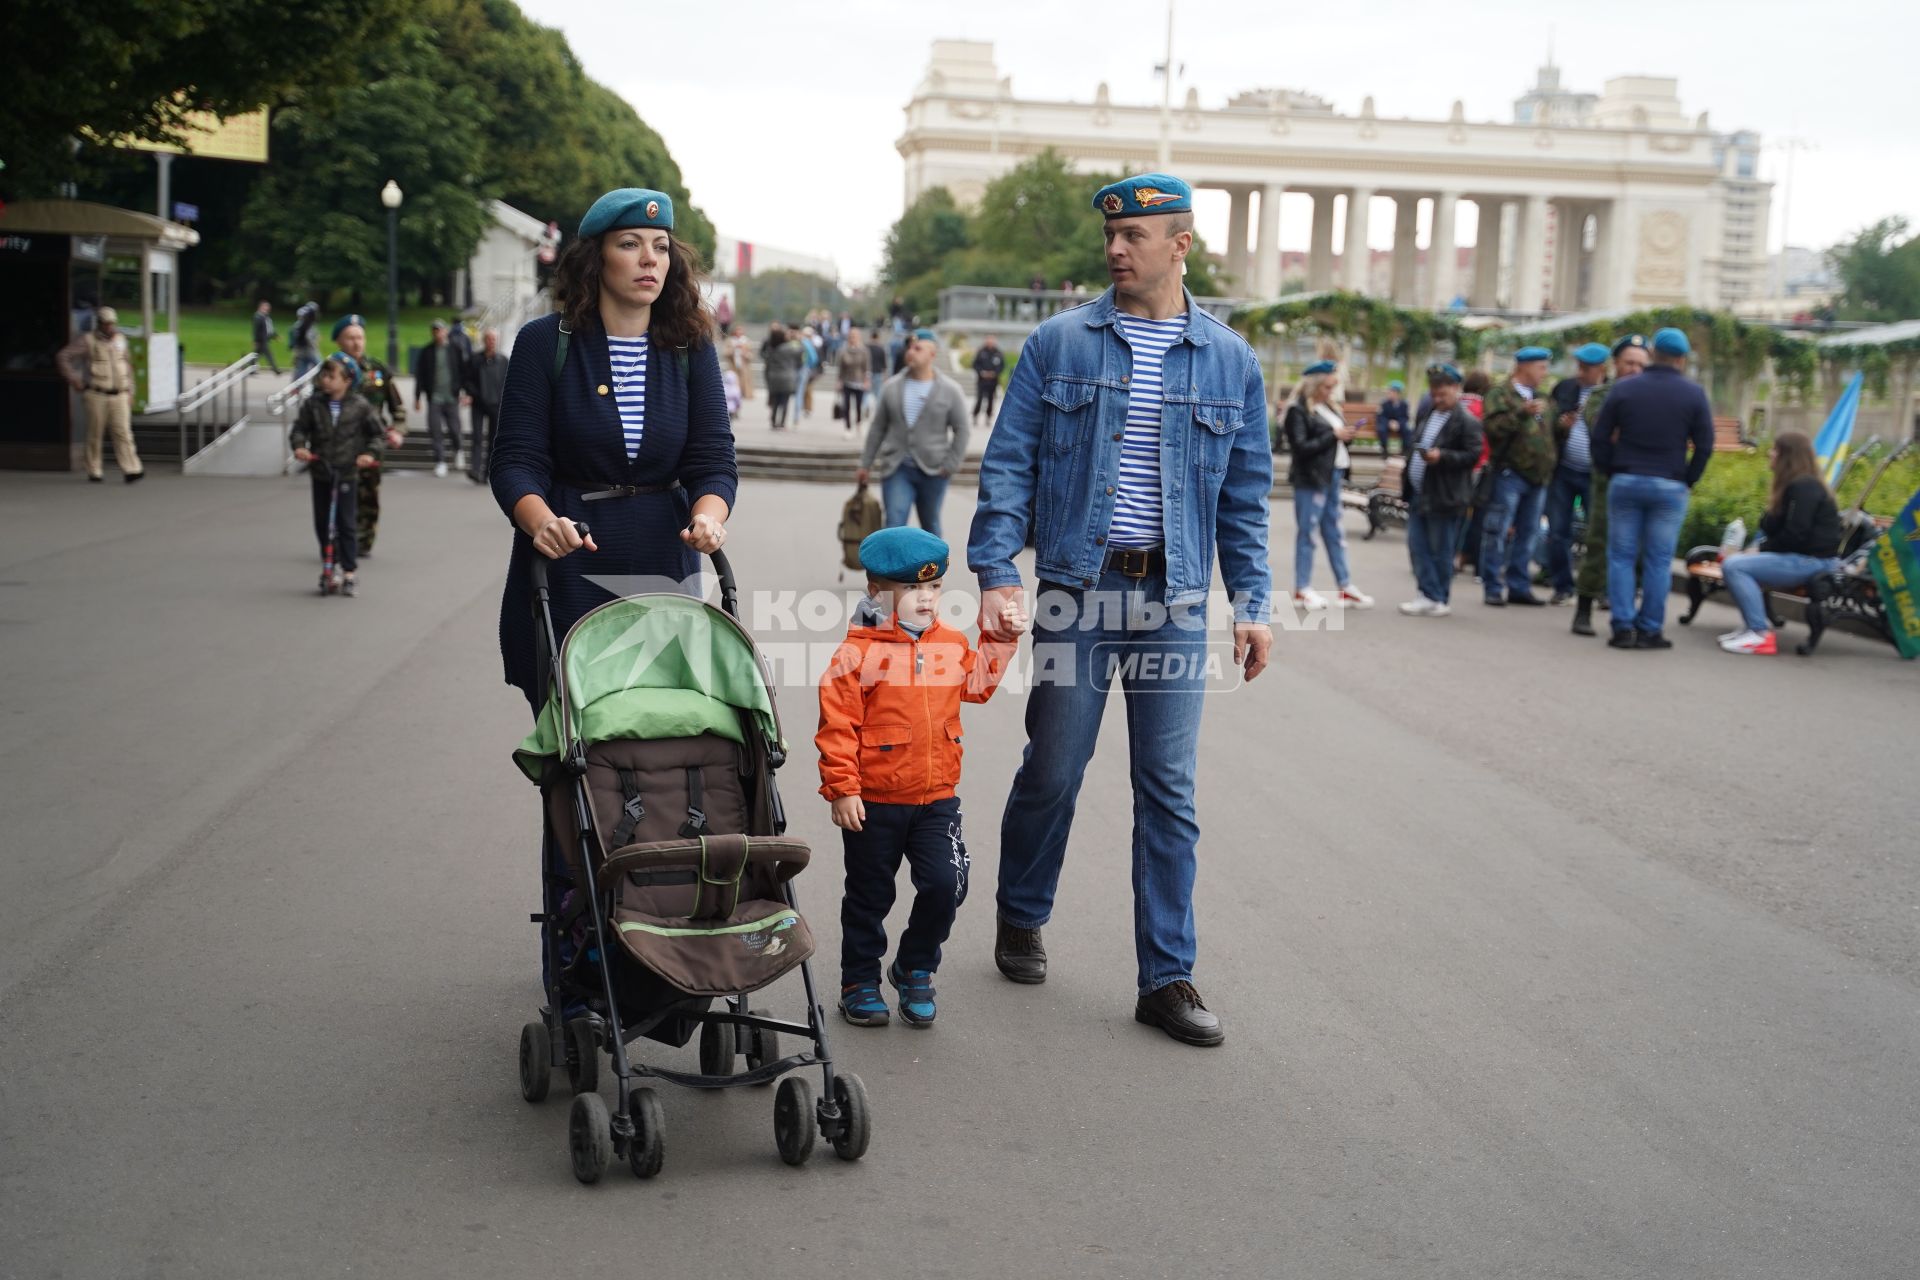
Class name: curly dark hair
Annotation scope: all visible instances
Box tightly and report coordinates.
[553,230,714,350]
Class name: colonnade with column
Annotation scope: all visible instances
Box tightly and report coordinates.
[1215,184,1622,313]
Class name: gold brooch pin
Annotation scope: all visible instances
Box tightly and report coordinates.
[597,384,609,396]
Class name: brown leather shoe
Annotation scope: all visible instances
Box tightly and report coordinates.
[1134,980,1224,1046]
[994,917,1047,985]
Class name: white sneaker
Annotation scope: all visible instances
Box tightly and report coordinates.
[1717,628,1744,642]
[1429,601,1452,617]
[1397,598,1436,615]
[434,461,449,478]
[1338,585,1375,610]
[1294,588,1330,610]
[1719,629,1778,655]
[454,450,467,471]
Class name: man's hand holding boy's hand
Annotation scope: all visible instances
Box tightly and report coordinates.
[997,595,1030,636]
[831,796,866,832]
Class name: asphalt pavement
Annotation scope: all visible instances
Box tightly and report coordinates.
[0,468,1915,1279]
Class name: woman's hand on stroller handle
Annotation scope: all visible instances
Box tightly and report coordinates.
[682,511,727,554]
[534,516,597,559]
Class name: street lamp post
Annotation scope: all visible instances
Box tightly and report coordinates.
[380,180,403,371]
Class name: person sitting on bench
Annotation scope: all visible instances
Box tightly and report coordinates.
[1718,430,1844,656]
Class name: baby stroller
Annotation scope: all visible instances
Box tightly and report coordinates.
[513,533,871,1182]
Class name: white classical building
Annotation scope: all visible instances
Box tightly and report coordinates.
[897,42,1772,313]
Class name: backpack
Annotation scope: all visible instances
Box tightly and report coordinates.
[837,483,882,579]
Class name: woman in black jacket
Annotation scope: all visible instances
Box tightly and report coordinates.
[1717,430,1843,655]
[1396,363,1485,615]
[1282,361,1372,610]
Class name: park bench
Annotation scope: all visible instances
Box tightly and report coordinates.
[1678,512,1900,656]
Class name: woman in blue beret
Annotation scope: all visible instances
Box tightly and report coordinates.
[489,188,738,711]
[1281,362,1374,610]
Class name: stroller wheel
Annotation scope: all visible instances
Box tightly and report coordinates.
[829,1073,871,1162]
[518,1021,552,1103]
[773,1076,815,1167]
[564,1017,600,1095]
[745,1016,779,1087]
[698,1019,734,1078]
[567,1092,612,1185]
[627,1088,665,1179]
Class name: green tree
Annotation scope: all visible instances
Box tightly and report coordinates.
[733,271,847,325]
[883,187,970,308]
[0,0,404,195]
[1829,217,1920,322]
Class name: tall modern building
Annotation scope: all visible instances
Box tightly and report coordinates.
[898,42,1774,311]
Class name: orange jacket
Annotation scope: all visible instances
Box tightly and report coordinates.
[816,616,1015,804]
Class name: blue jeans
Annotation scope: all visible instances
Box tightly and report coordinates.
[1543,464,1592,594]
[1406,508,1461,604]
[1722,551,1840,632]
[1479,468,1548,599]
[882,459,949,538]
[997,566,1211,994]
[1606,473,1690,634]
[1293,475,1350,592]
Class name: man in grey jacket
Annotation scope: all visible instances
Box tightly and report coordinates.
[855,328,970,536]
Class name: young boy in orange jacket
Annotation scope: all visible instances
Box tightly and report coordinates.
[816,527,1026,1027]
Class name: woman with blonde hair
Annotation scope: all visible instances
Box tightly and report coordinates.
[1281,361,1372,609]
[1717,429,1844,655]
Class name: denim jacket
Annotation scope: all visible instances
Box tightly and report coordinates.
[967,288,1273,622]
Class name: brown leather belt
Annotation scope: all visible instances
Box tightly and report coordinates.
[1103,546,1165,578]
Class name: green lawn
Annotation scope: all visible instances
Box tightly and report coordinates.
[175,304,459,370]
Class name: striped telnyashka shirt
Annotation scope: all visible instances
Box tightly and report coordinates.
[607,335,649,459]
[1108,312,1189,549]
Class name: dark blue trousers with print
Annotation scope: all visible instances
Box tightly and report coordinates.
[840,796,969,985]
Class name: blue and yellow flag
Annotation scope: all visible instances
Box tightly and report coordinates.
[1813,372,1863,484]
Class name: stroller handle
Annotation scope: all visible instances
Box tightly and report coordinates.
[530,521,738,616]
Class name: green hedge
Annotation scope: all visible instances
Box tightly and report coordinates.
[1677,444,1920,551]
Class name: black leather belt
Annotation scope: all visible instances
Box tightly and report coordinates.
[1102,546,1165,578]
[569,480,682,502]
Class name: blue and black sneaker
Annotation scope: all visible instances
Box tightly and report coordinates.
[887,961,937,1028]
[839,982,890,1027]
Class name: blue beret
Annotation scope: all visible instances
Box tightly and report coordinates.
[1514,346,1552,363]
[578,188,675,239]
[912,328,938,344]
[327,352,362,386]
[1653,327,1691,356]
[1574,342,1611,365]
[1093,172,1193,219]
[859,527,949,584]
[1425,362,1463,385]
[331,313,365,342]
[1302,360,1337,376]
[1612,333,1650,357]
[1388,379,1404,392]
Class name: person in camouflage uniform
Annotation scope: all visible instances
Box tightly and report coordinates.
[1570,334,1651,636]
[1477,347,1556,606]
[331,315,407,554]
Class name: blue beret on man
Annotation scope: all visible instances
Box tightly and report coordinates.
[1652,327,1691,356]
[1515,346,1552,364]
[1302,360,1337,376]
[1092,173,1193,219]
[1388,379,1405,392]
[578,187,676,238]
[1426,362,1464,385]
[1612,333,1650,357]
[1574,342,1611,366]
[912,328,938,345]
[860,527,949,584]
[331,313,365,342]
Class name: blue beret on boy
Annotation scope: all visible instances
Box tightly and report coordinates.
[1574,342,1611,365]
[578,188,675,238]
[1515,346,1552,363]
[330,313,365,342]
[1092,173,1193,219]
[1611,333,1650,357]
[860,527,949,584]
[328,352,362,386]
[1653,327,1691,356]
[1302,360,1337,376]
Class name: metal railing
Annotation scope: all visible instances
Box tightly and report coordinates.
[174,352,257,463]
[267,363,321,417]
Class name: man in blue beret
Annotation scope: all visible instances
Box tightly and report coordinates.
[1591,327,1714,648]
[968,170,1273,1047]
[330,314,407,553]
[1540,342,1612,603]
[1375,377,1410,458]
[1569,335,1651,635]
[1397,362,1484,616]
[1476,346,1556,605]
[856,328,970,536]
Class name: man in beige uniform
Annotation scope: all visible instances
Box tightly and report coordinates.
[59,307,146,483]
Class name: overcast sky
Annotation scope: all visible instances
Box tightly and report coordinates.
[520,0,1917,288]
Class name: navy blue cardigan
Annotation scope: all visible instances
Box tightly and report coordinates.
[490,312,739,708]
